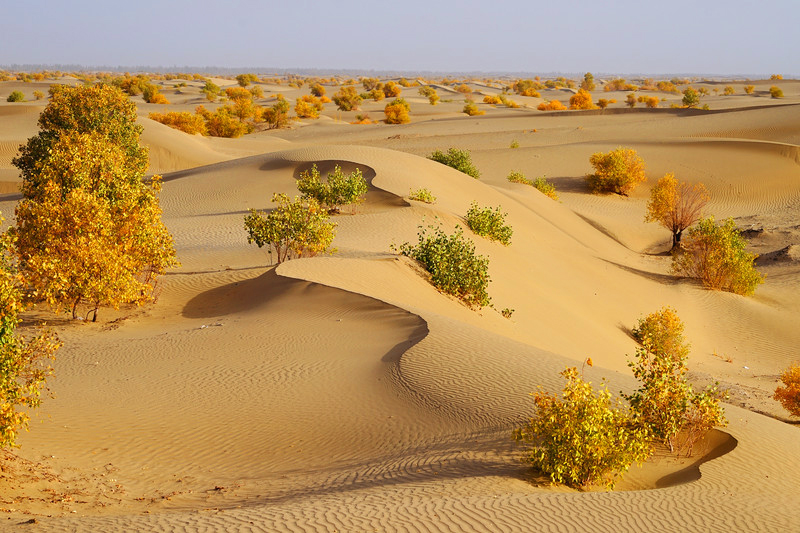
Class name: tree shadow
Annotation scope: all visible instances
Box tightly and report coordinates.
[599,257,682,285]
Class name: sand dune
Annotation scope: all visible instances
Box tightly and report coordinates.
[2,81,800,531]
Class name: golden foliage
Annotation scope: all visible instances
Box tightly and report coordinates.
[586,147,646,196]
[774,364,800,417]
[569,89,595,110]
[463,101,485,116]
[645,173,709,250]
[295,95,323,119]
[382,81,401,98]
[384,98,411,124]
[149,111,207,135]
[537,100,566,111]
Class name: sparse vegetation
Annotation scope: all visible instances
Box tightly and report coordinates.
[626,307,727,455]
[744,85,755,94]
[569,89,595,110]
[514,364,652,490]
[428,148,480,179]
[408,188,436,204]
[295,94,323,119]
[672,217,764,296]
[244,194,336,264]
[537,100,566,111]
[418,86,439,105]
[384,98,411,124]
[581,72,596,91]
[625,93,637,108]
[149,111,208,135]
[769,86,784,98]
[774,364,800,417]
[723,86,735,96]
[7,90,24,102]
[645,173,709,250]
[297,164,368,213]
[33,90,44,101]
[465,203,513,245]
[682,88,700,108]
[463,101,485,116]
[332,86,362,111]
[586,147,646,196]
[398,224,491,308]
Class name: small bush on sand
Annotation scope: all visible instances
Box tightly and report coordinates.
[569,89,595,110]
[510,140,519,148]
[196,106,252,138]
[149,111,208,135]
[262,96,291,129]
[625,93,637,108]
[398,224,491,308]
[408,188,436,204]
[418,86,439,105]
[466,203,513,245]
[309,83,326,97]
[645,173,709,250]
[596,98,613,109]
[514,364,652,490]
[682,88,700,108]
[483,95,502,105]
[297,164,368,213]
[7,91,24,102]
[507,171,532,185]
[531,176,559,200]
[774,364,800,417]
[33,90,45,101]
[295,95,323,119]
[244,194,336,264]
[202,80,221,101]
[744,85,755,94]
[332,86,362,111]
[626,307,727,455]
[672,217,764,296]
[463,101,485,116]
[723,86,735,96]
[537,100,566,111]
[586,147,646,196]
[581,72,596,91]
[428,148,480,179]
[142,84,169,104]
[638,95,659,108]
[384,98,411,124]
[769,86,784,98]
[455,83,472,94]
[383,81,401,98]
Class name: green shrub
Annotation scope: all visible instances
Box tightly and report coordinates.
[465,203,513,245]
[671,217,764,296]
[399,224,490,308]
[6,91,24,102]
[514,365,652,489]
[510,140,519,149]
[501,308,514,319]
[428,148,480,179]
[244,193,336,264]
[297,164,368,213]
[408,188,436,203]
[682,87,700,107]
[586,147,646,196]
[626,307,727,455]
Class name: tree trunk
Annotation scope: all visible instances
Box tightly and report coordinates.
[672,230,683,251]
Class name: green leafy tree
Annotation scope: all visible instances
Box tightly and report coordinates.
[6,90,24,102]
[398,224,491,308]
[514,365,652,489]
[682,87,700,107]
[244,194,336,264]
[428,148,480,179]
[297,164,368,213]
[672,217,764,296]
[465,203,513,245]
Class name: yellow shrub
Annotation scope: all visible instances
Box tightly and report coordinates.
[295,95,323,118]
[455,83,472,94]
[744,85,755,94]
[537,100,566,111]
[569,89,595,110]
[586,147,646,196]
[463,101,485,116]
[483,95,502,105]
[149,111,207,135]
[383,81,401,98]
[384,98,411,124]
[774,364,800,417]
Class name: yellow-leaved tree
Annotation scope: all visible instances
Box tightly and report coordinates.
[645,173,710,251]
[10,84,177,321]
[0,220,59,448]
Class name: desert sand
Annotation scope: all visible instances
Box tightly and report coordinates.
[0,76,799,531]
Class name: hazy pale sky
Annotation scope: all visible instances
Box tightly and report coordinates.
[3,0,799,75]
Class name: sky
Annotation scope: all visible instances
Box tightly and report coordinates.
[3,0,799,76]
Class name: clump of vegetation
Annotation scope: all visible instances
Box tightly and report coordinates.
[295,94,323,119]
[672,217,764,296]
[682,87,700,108]
[645,173,709,250]
[201,80,221,101]
[510,140,519,149]
[398,224,491,308]
[769,86,784,98]
[770,74,783,80]
[142,83,169,104]
[149,111,208,135]
[408,188,436,203]
[744,85,755,94]
[581,72,596,91]
[262,96,291,129]
[297,164,368,213]
[463,101,485,116]
[455,83,472,94]
[604,78,637,92]
[465,203,513,245]
[244,194,336,264]
[332,86,362,111]
[7,90,24,102]
[514,364,652,490]
[569,89,595,110]
[723,86,735,96]
[10,84,177,321]
[384,98,411,124]
[586,147,646,196]
[483,95,502,105]
[596,98,615,109]
[33,90,45,101]
[774,364,800,417]
[638,95,659,108]
[501,308,514,319]
[383,81,401,98]
[537,100,566,111]
[195,105,252,138]
[236,73,258,87]
[418,86,439,105]
[0,225,60,449]
[507,171,558,200]
[309,83,326,97]
[428,148,480,179]
[512,79,543,97]
[626,307,727,454]
[625,93,637,108]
